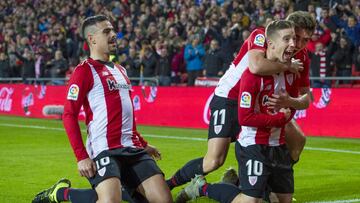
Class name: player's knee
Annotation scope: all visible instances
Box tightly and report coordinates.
[147,193,173,203]
[208,158,225,171]
[98,195,121,203]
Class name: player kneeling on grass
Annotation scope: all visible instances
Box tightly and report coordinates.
[176,20,299,203]
[32,15,172,203]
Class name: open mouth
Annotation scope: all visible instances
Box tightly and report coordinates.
[283,50,293,61]
[108,38,116,46]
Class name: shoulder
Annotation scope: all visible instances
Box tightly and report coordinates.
[295,49,309,62]
[247,27,266,48]
[241,68,261,82]
[71,60,93,77]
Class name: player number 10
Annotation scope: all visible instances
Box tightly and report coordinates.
[246,159,263,176]
[95,157,110,170]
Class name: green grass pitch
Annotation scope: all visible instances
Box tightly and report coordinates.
[0,115,359,203]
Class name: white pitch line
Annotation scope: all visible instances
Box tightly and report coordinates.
[306,198,360,203]
[1,123,360,155]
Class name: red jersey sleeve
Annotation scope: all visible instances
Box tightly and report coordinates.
[247,27,267,52]
[238,69,288,128]
[297,50,310,88]
[63,62,94,162]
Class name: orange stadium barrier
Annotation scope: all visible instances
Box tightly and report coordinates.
[0,84,359,138]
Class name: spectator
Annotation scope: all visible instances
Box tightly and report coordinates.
[203,39,225,77]
[354,45,360,72]
[47,50,68,85]
[171,44,185,86]
[307,22,332,53]
[155,46,172,86]
[184,34,205,86]
[0,52,10,78]
[140,46,157,79]
[331,14,360,47]
[123,47,141,85]
[309,42,333,87]
[12,47,35,84]
[331,36,353,84]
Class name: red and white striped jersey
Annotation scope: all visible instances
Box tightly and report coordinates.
[237,69,298,147]
[63,58,147,161]
[215,27,310,101]
[215,27,267,100]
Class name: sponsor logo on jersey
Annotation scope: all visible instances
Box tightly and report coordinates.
[214,125,222,134]
[249,176,258,186]
[240,92,251,108]
[102,71,109,76]
[67,84,79,101]
[107,78,131,91]
[254,34,265,47]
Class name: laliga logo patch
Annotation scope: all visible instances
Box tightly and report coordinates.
[98,167,106,177]
[214,125,222,134]
[240,92,251,108]
[67,84,79,101]
[254,34,265,47]
[249,176,258,186]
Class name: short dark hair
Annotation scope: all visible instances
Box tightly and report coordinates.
[265,20,294,40]
[286,11,316,34]
[81,15,110,39]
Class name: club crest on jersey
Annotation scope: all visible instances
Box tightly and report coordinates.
[254,34,265,47]
[214,125,222,134]
[98,167,106,177]
[286,74,294,85]
[249,176,258,186]
[67,84,79,101]
[240,92,251,108]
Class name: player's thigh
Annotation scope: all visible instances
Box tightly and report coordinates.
[208,96,239,142]
[285,119,306,149]
[236,193,262,203]
[236,143,270,199]
[275,193,293,203]
[137,174,172,203]
[268,146,294,195]
[122,154,169,202]
[88,151,121,186]
[95,177,122,203]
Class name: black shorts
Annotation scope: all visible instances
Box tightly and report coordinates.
[208,95,240,142]
[88,147,163,191]
[235,143,294,198]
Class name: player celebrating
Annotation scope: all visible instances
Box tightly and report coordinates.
[236,20,298,203]
[32,15,172,203]
[167,11,315,192]
[175,20,299,203]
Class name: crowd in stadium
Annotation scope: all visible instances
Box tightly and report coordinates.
[0,0,359,86]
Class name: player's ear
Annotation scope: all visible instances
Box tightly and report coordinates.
[88,34,96,45]
[267,39,273,47]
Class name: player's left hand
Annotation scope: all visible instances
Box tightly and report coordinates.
[144,144,162,161]
[266,89,290,110]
